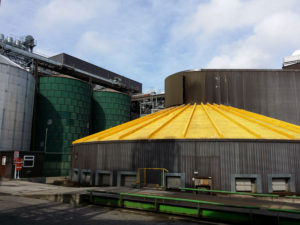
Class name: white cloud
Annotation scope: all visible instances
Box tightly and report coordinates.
[34,0,118,32]
[77,32,113,55]
[206,12,300,68]
[171,0,297,38]
[1,0,300,91]
[0,0,41,36]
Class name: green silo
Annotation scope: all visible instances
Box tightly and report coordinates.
[92,88,131,133]
[35,75,91,176]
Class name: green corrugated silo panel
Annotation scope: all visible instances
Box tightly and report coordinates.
[91,89,130,133]
[36,76,90,177]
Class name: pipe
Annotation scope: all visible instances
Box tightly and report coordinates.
[0,42,127,89]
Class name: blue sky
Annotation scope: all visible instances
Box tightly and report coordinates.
[1,0,300,93]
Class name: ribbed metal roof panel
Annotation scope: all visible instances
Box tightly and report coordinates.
[73,104,300,143]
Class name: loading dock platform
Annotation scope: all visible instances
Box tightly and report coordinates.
[88,188,300,225]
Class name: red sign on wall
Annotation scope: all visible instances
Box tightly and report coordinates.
[14,151,19,160]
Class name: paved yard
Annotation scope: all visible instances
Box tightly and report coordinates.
[0,194,220,225]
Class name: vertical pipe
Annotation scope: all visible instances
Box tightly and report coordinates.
[136,168,140,185]
[144,168,146,185]
[44,127,48,153]
[163,169,165,187]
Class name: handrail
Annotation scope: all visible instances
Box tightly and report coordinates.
[88,190,300,217]
[119,192,259,209]
[180,187,280,198]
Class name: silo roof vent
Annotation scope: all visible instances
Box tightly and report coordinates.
[283,50,300,67]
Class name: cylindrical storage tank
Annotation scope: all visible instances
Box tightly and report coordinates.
[0,56,35,151]
[35,75,90,176]
[72,103,300,193]
[92,88,130,133]
[165,69,300,125]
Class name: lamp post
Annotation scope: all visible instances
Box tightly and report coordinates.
[44,119,52,153]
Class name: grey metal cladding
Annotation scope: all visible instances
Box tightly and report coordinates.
[72,140,300,193]
[0,62,35,151]
[165,70,300,125]
[49,53,142,92]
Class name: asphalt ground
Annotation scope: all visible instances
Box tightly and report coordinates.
[0,194,228,225]
[1,180,300,211]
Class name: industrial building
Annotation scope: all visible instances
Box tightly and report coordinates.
[1,30,300,192]
[92,88,131,133]
[131,92,165,119]
[72,68,300,194]
[283,50,300,69]
[49,53,142,93]
[0,55,44,178]
[0,34,141,178]
[165,69,300,125]
[0,55,35,151]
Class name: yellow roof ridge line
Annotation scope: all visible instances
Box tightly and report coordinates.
[220,105,295,139]
[227,106,300,135]
[73,103,300,144]
[118,105,186,140]
[182,103,197,138]
[208,103,262,139]
[73,106,174,143]
[201,103,223,138]
[148,104,191,139]
[96,106,176,141]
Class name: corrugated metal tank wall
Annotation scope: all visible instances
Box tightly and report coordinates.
[91,89,131,133]
[35,76,91,176]
[72,140,300,193]
[165,70,300,125]
[0,60,35,151]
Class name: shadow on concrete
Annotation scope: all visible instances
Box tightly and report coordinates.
[0,196,203,225]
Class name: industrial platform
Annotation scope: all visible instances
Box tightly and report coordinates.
[87,186,300,225]
[1,180,300,224]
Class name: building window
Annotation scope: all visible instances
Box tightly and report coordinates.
[1,156,7,165]
[23,155,34,168]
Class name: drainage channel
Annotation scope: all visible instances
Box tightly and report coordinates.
[88,190,300,225]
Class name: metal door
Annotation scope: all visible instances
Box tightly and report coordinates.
[0,156,7,177]
[167,176,181,188]
[122,175,136,187]
[235,178,256,192]
[272,178,288,192]
[102,174,110,186]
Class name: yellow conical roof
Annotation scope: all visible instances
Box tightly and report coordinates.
[73,103,300,144]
